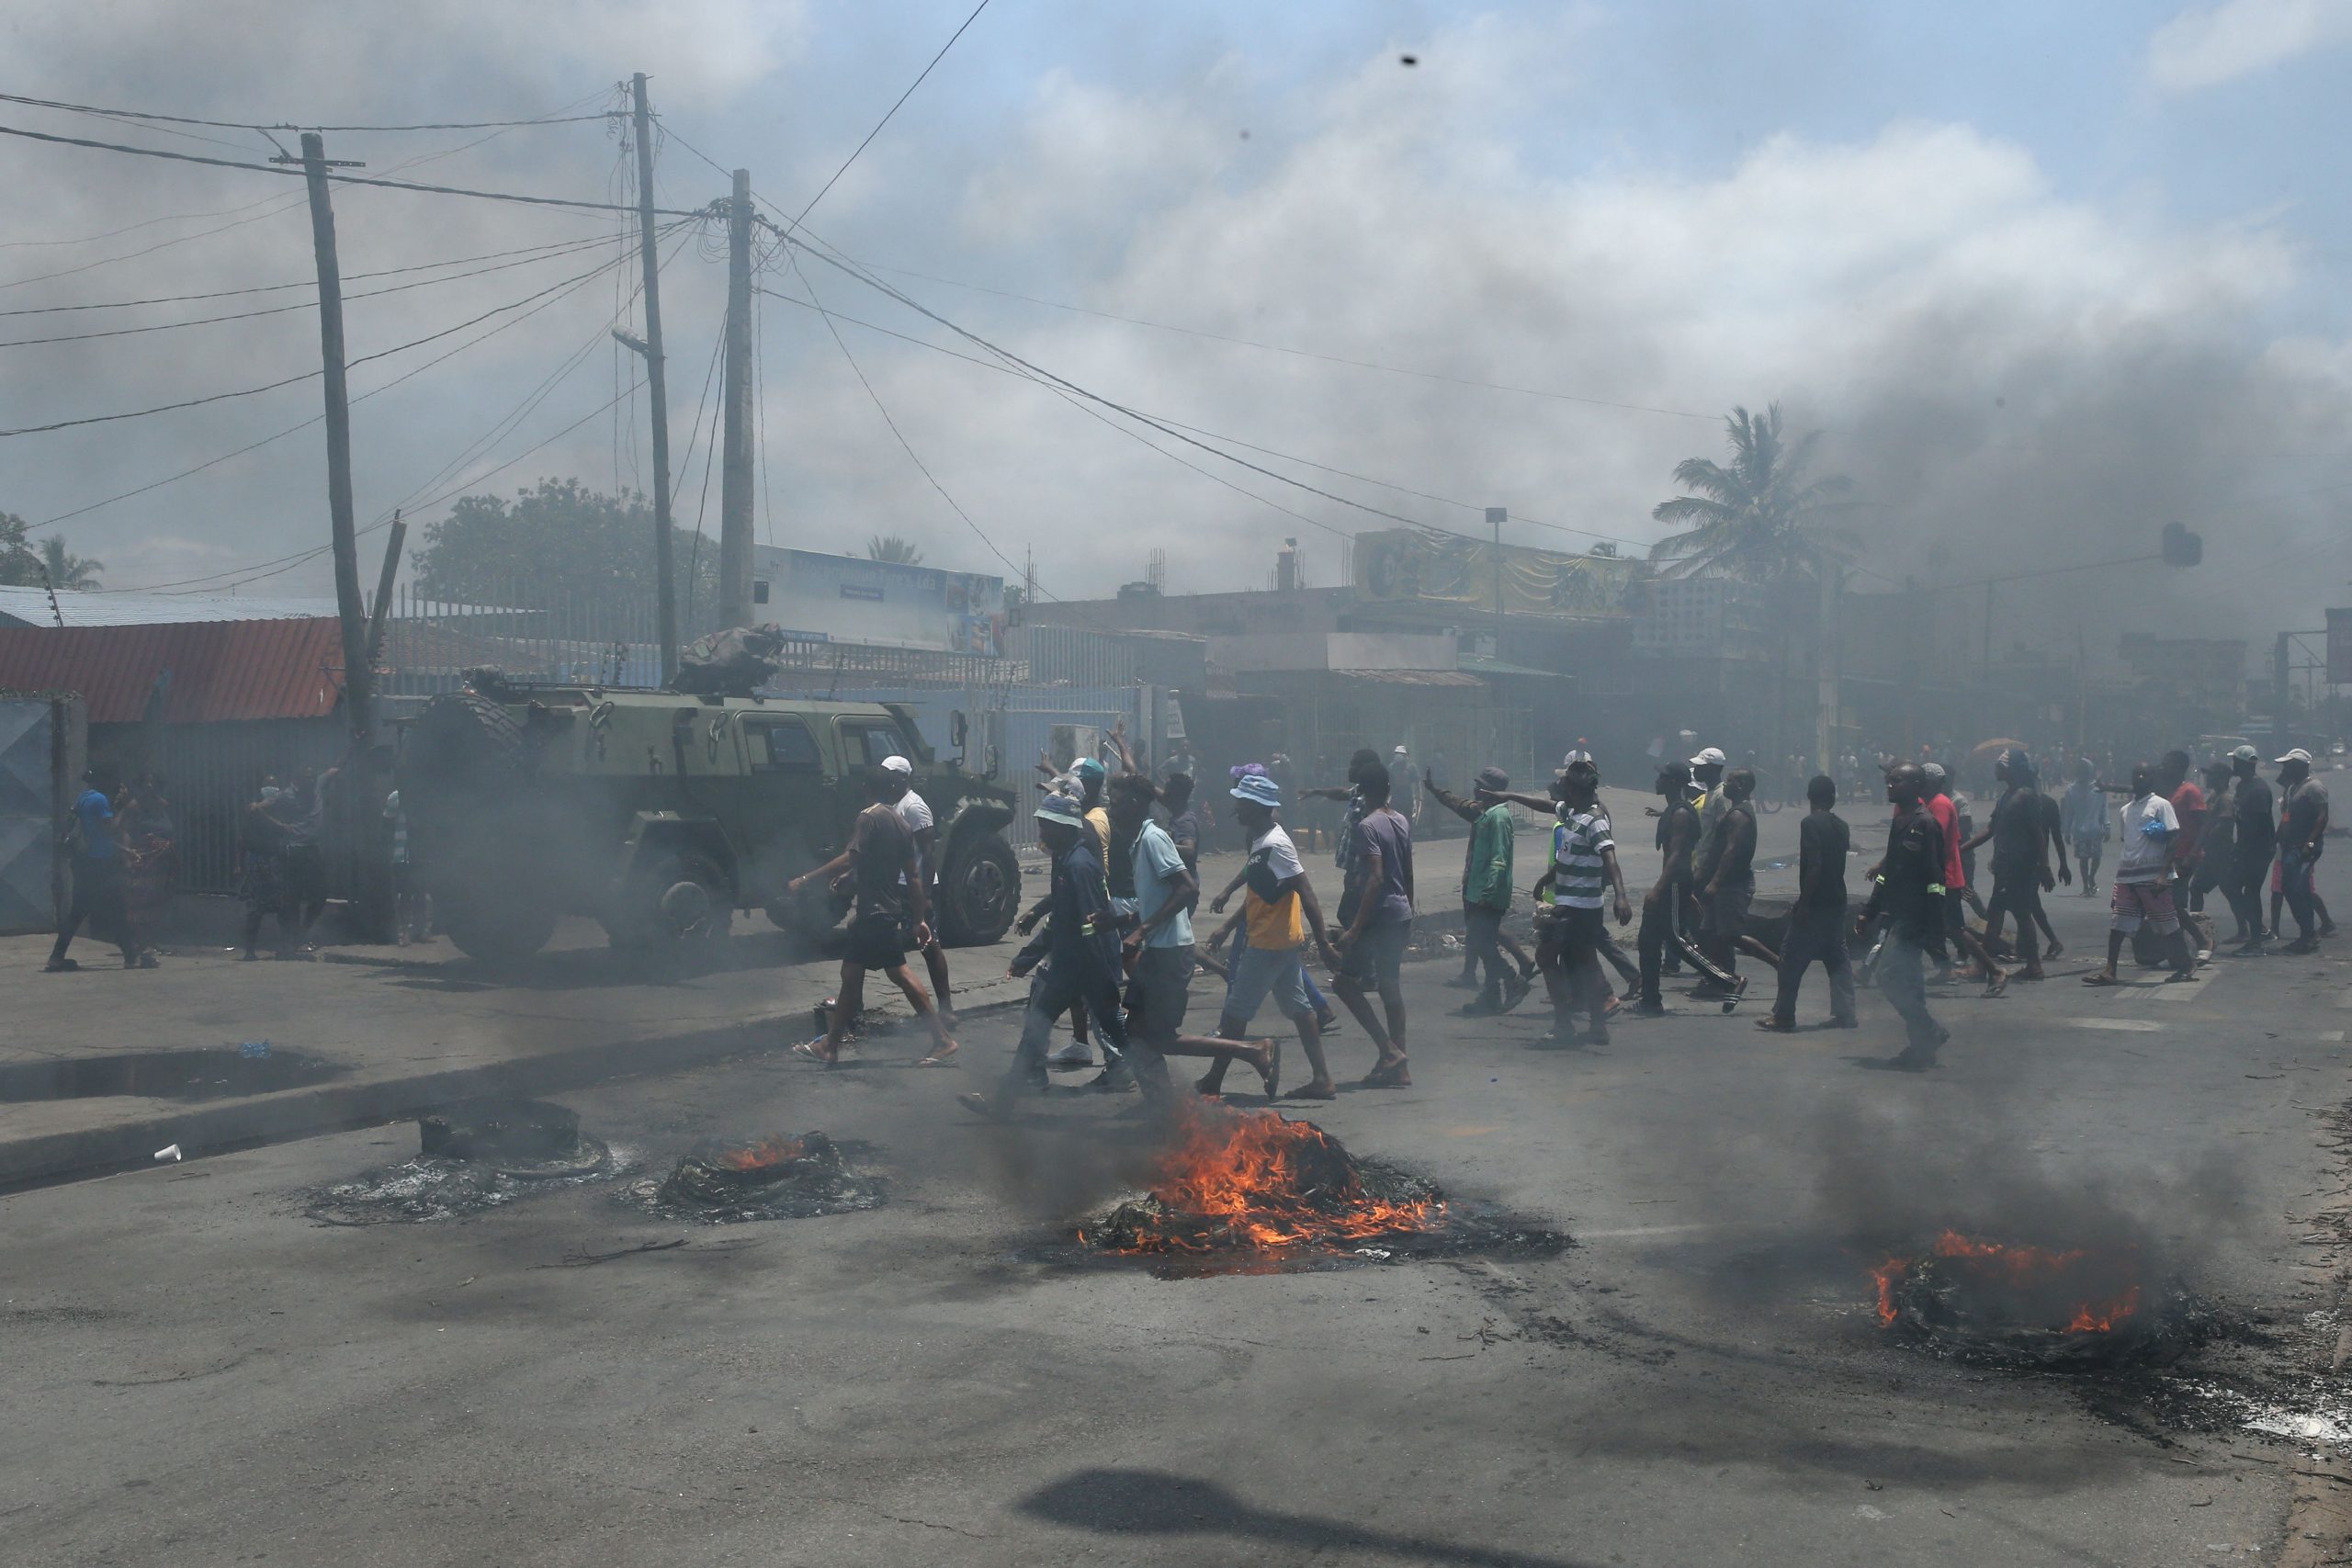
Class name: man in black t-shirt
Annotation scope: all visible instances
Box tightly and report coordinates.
[1862,763,1950,1068]
[2228,745,2275,952]
[789,767,958,1067]
[1759,774,1854,1031]
[1964,750,2052,980]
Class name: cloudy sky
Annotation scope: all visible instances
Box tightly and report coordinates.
[2,0,2347,648]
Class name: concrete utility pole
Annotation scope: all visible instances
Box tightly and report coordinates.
[718,167,756,630]
[288,132,371,744]
[1485,506,1507,628]
[628,73,680,684]
[1815,565,1840,774]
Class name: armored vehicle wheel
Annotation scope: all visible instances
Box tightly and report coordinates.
[440,884,558,965]
[609,851,732,948]
[937,830,1020,947]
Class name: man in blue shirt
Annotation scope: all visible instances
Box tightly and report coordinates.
[46,769,151,972]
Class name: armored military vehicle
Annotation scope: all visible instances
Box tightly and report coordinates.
[398,679,1020,964]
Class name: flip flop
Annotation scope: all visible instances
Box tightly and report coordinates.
[2162,969,2199,983]
[915,1043,961,1066]
[1358,1061,1412,1089]
[1282,1082,1339,1100]
[1981,975,2008,998]
[2080,973,2121,987]
[1753,1018,1795,1032]
[790,1041,833,1064]
[1256,1038,1283,1100]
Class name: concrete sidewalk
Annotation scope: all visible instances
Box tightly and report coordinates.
[1,806,1824,1187]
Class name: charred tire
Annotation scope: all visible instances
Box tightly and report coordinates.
[610,851,732,948]
[936,830,1020,947]
[439,880,558,965]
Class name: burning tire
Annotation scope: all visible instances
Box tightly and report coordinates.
[1867,1230,2195,1369]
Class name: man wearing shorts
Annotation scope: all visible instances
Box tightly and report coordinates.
[1328,763,1414,1081]
[1200,772,1346,1098]
[1105,773,1273,1096]
[2086,762,2193,985]
[2062,757,2108,897]
[791,767,959,1066]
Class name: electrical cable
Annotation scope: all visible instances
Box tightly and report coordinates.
[0,250,635,436]
[787,0,991,226]
[0,229,650,348]
[0,120,708,219]
[0,91,623,134]
[29,234,667,530]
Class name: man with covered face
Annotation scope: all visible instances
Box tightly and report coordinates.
[1860,762,1951,1068]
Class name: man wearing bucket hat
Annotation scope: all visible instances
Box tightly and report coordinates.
[961,792,1163,1118]
[1203,772,1360,1097]
[1013,753,1115,1067]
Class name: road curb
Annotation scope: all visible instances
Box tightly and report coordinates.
[0,990,1036,1193]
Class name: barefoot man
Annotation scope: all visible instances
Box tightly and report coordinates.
[791,766,958,1066]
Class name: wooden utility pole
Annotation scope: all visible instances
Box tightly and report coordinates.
[364,513,407,671]
[718,166,756,630]
[629,73,681,683]
[288,131,372,743]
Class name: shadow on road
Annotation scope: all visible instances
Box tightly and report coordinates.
[1017,1468,1597,1567]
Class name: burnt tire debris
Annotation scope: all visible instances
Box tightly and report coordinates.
[301,1099,620,1225]
[619,1131,888,1224]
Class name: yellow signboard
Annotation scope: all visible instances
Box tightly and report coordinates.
[1353,529,1634,617]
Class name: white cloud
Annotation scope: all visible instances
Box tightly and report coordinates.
[2147,0,2352,92]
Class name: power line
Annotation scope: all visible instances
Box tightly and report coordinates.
[0,250,633,437]
[858,261,1718,422]
[0,231,625,317]
[0,91,622,134]
[0,119,709,219]
[0,229,650,348]
[789,0,992,225]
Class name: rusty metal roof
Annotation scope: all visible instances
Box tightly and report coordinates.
[0,618,345,724]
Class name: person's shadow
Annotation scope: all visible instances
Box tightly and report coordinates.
[1018,1468,1595,1567]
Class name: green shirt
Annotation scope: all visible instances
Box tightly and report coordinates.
[1464,802,1516,910]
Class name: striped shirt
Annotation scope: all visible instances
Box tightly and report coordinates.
[1548,806,1614,909]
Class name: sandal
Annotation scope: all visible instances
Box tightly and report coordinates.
[914,1042,960,1066]
[1282,1081,1339,1100]
[1256,1038,1282,1100]
[2080,973,2121,987]
[1358,1060,1412,1089]
[790,1040,835,1065]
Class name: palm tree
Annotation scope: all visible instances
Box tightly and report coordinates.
[866,535,923,566]
[40,536,103,591]
[1648,404,1853,582]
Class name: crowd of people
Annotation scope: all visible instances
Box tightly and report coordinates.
[779,719,2339,1108]
[42,767,175,973]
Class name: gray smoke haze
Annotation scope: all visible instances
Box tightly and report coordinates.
[1,3,2345,655]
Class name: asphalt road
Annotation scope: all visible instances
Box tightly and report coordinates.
[6,822,2352,1566]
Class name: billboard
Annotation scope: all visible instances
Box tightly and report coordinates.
[2329,609,2352,686]
[750,546,1006,656]
[1352,528,1635,617]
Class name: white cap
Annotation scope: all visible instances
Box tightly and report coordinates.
[880,755,913,775]
[2276,748,2314,766]
[1392,745,1408,756]
[1689,747,1727,767]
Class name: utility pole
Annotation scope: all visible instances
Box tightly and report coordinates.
[718,166,756,630]
[1485,506,1507,637]
[1815,565,1839,773]
[284,130,380,935]
[285,132,371,745]
[627,73,680,684]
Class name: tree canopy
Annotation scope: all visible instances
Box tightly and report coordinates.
[0,513,101,591]
[866,534,924,566]
[1648,404,1855,582]
[413,479,718,622]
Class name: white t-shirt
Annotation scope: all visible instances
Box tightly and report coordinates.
[893,789,935,884]
[2116,793,2179,883]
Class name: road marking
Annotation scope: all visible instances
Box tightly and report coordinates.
[2322,1031,2346,1043]
[1577,1224,1710,1240]
[2069,1018,2164,1032]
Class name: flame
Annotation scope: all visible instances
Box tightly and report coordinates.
[1103,1108,1441,1255]
[1870,1230,2142,1335]
[715,1135,806,1172]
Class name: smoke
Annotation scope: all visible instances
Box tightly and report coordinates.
[1,2,2345,650]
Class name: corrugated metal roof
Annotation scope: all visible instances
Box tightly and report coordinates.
[1327,669,1488,688]
[0,587,346,628]
[0,618,345,724]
